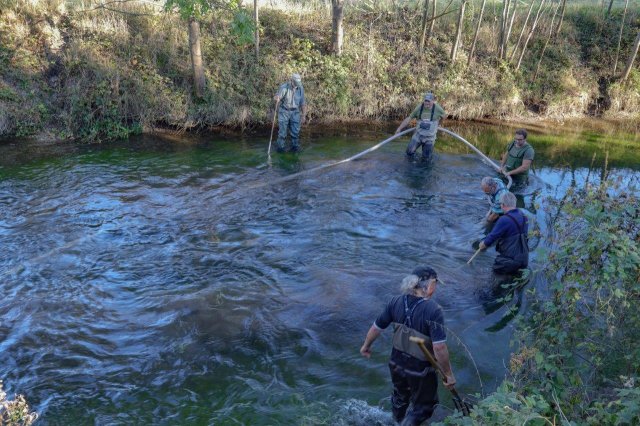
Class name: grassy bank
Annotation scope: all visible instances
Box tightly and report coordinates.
[0,0,639,142]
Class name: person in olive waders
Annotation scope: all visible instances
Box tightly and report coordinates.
[500,128,535,189]
[395,92,446,161]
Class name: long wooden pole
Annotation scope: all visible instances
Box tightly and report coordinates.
[267,100,279,158]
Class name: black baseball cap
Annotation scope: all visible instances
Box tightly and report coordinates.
[412,266,438,282]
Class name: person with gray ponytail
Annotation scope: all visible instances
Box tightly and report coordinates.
[360,266,456,425]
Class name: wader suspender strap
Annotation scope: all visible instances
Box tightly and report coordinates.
[508,141,531,159]
[417,104,436,121]
[403,295,425,328]
[504,212,525,234]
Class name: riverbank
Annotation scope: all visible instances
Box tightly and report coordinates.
[1,0,639,143]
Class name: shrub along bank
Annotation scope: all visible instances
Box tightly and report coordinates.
[440,174,640,425]
[1,0,639,142]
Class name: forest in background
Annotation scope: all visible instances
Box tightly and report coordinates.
[0,0,639,142]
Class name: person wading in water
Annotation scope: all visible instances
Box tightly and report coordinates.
[395,92,446,162]
[500,129,534,189]
[479,191,529,274]
[273,73,307,153]
[360,267,456,425]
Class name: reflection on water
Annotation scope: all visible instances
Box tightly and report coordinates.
[0,122,637,424]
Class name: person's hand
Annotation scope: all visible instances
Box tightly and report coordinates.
[273,95,279,103]
[443,374,456,390]
[500,166,507,174]
[479,241,487,250]
[300,116,305,126]
[360,345,372,358]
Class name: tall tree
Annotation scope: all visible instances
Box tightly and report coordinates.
[509,0,535,62]
[331,0,345,56]
[427,0,437,42]
[516,0,547,71]
[165,0,211,99]
[451,0,467,61]
[498,0,510,58]
[468,0,487,65]
[502,0,518,59]
[254,0,259,58]
[613,0,629,74]
[419,0,431,52]
[533,2,561,80]
[621,30,640,81]
[553,0,566,38]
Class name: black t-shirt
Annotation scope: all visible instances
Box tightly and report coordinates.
[374,295,447,343]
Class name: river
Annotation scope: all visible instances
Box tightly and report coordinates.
[0,121,638,424]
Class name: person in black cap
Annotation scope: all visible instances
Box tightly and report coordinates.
[395,92,447,161]
[360,266,456,425]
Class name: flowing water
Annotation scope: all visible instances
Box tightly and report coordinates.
[0,122,638,424]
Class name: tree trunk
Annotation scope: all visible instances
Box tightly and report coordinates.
[254,0,259,58]
[533,2,560,80]
[451,0,467,61]
[468,0,487,66]
[331,0,345,56]
[509,0,535,62]
[606,0,615,18]
[427,0,437,42]
[188,17,206,99]
[498,0,510,58]
[503,0,518,59]
[516,0,546,71]
[621,30,640,81]
[553,0,566,38]
[613,0,629,75]
[419,0,431,52]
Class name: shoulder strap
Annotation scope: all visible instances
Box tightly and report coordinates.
[507,140,516,152]
[403,296,425,328]
[430,104,435,121]
[504,211,525,233]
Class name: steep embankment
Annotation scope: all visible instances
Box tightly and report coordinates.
[0,0,639,142]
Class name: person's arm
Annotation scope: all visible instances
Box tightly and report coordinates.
[395,116,413,134]
[480,216,508,249]
[360,325,382,358]
[433,342,456,390]
[505,159,532,176]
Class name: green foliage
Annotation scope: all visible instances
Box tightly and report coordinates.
[230,9,256,46]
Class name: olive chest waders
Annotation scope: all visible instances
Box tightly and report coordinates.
[406,104,439,160]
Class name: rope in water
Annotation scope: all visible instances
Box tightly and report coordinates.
[257,126,511,189]
[251,126,417,189]
[438,128,513,189]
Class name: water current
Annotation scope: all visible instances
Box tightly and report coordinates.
[1,122,638,424]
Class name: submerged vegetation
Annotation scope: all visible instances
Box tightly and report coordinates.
[0,380,38,426]
[0,0,639,142]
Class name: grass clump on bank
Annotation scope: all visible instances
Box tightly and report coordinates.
[0,0,639,142]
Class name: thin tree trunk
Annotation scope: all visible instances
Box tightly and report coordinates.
[188,17,205,98]
[606,0,615,18]
[553,0,566,38]
[613,0,629,74]
[498,0,510,58]
[510,0,535,62]
[503,0,518,59]
[621,30,640,81]
[254,0,259,58]
[516,0,546,71]
[451,0,467,61]
[427,0,437,42]
[331,0,345,56]
[468,0,487,66]
[533,2,560,80]
[420,0,431,52]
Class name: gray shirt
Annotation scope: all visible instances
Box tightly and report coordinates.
[276,83,305,110]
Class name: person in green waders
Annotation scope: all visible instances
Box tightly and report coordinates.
[500,129,534,188]
[273,73,307,153]
[395,92,446,161]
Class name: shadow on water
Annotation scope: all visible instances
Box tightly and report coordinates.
[0,122,638,424]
